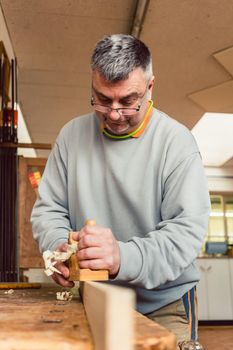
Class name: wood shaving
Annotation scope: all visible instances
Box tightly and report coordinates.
[43,243,77,276]
[4,289,14,295]
[56,291,73,301]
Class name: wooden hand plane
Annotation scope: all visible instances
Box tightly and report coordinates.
[68,220,109,281]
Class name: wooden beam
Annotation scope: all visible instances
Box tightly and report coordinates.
[0,142,52,150]
[82,281,135,350]
[0,282,41,289]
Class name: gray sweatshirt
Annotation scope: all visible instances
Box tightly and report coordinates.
[31,108,210,314]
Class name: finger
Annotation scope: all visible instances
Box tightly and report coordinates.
[79,258,108,271]
[77,247,103,261]
[54,261,70,278]
[70,231,79,242]
[78,225,102,240]
[57,243,70,252]
[52,272,74,288]
[78,235,101,250]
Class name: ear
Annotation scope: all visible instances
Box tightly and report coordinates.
[148,76,155,99]
[148,76,155,91]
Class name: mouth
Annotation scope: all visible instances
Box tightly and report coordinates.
[104,120,129,134]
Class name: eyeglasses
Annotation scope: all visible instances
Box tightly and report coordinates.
[91,83,149,116]
[91,98,140,116]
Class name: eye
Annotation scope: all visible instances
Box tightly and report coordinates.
[120,95,138,107]
[98,96,111,105]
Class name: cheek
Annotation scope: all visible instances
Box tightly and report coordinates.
[95,111,105,123]
[129,112,144,126]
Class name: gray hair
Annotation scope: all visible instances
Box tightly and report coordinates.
[91,34,153,82]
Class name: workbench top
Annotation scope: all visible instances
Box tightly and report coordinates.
[0,285,176,350]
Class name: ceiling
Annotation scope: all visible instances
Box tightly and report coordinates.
[1,0,233,163]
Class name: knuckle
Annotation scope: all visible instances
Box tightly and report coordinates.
[106,228,112,236]
[79,248,89,259]
[83,235,91,245]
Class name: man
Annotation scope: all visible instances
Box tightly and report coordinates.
[31,34,210,344]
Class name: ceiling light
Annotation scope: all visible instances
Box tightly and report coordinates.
[191,112,233,167]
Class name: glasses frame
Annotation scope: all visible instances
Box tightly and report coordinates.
[91,82,149,117]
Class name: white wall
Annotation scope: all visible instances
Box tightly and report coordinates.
[205,167,233,193]
[0,6,36,157]
[0,6,14,60]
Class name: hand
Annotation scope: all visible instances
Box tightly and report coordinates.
[50,243,74,288]
[72,223,120,276]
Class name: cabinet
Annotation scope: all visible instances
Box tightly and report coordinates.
[196,258,233,320]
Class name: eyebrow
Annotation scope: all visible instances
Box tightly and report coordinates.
[92,85,139,101]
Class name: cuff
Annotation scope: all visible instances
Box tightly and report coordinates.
[113,241,143,282]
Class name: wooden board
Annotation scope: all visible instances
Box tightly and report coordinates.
[0,285,176,350]
[0,285,93,350]
[18,156,47,268]
[82,281,135,350]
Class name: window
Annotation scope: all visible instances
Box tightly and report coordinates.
[225,197,233,245]
[205,194,233,247]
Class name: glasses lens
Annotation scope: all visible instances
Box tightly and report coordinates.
[92,103,139,116]
[120,108,139,116]
[94,105,110,113]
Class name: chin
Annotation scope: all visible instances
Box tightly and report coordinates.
[105,123,130,135]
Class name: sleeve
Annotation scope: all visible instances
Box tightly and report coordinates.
[115,148,211,289]
[31,134,72,252]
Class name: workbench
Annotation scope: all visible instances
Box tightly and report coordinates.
[0,284,176,350]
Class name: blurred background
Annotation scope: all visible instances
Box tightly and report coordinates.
[0,1,233,344]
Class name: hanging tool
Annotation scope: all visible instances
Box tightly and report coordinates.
[68,219,109,281]
[0,57,3,143]
[12,58,18,143]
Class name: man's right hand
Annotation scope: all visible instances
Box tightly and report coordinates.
[51,243,74,288]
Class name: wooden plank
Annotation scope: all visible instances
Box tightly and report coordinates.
[0,142,52,150]
[0,285,93,350]
[82,281,135,350]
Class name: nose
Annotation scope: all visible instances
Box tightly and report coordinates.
[108,108,122,121]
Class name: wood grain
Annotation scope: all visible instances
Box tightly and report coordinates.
[134,311,177,350]
[0,142,52,150]
[0,282,41,289]
[82,281,135,350]
[199,326,233,350]
[0,285,176,350]
[0,285,93,350]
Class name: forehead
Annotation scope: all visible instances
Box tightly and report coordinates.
[92,68,147,98]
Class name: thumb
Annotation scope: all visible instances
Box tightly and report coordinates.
[69,231,79,242]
